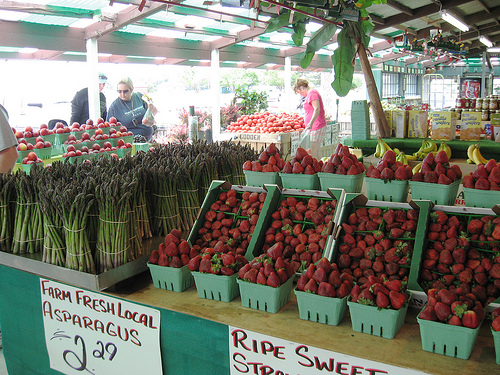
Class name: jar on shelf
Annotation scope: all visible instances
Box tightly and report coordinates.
[483,98,490,110]
[490,96,498,111]
[456,97,464,109]
[482,109,490,121]
[464,98,470,109]
[476,98,483,110]
[470,98,476,108]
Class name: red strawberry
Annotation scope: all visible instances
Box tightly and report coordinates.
[169,256,183,268]
[267,272,281,288]
[382,150,397,164]
[492,316,500,331]
[394,166,408,180]
[419,305,437,321]
[149,250,159,264]
[188,255,201,271]
[304,278,318,293]
[292,162,304,174]
[318,282,336,297]
[243,268,259,283]
[434,301,452,322]
[357,289,375,305]
[448,315,462,326]
[475,178,490,190]
[312,267,327,284]
[438,173,452,185]
[424,171,438,183]
[384,279,403,292]
[389,291,407,309]
[376,291,390,308]
[380,167,394,180]
[461,310,480,329]
[158,253,169,267]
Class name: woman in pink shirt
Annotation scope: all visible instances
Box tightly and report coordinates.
[294,79,326,159]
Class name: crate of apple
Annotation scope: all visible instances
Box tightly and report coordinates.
[21,151,43,165]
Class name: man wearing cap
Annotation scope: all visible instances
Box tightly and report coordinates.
[70,73,108,125]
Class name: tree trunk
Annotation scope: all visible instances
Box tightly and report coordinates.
[355,38,391,138]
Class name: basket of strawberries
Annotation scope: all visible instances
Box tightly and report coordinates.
[242,143,283,187]
[462,159,500,208]
[279,147,321,190]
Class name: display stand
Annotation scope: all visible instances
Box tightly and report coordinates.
[0,261,498,374]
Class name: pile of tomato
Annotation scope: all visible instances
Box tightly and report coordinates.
[226,112,305,134]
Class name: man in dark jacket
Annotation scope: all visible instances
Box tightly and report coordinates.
[70,73,108,125]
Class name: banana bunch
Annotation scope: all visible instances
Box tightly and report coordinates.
[412,162,422,174]
[467,144,489,165]
[374,137,393,158]
[396,151,409,165]
[438,141,452,160]
[413,139,438,160]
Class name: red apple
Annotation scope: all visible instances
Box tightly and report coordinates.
[75,150,82,156]
[95,134,103,141]
[81,146,89,153]
[36,136,44,143]
[68,151,76,157]
[109,128,117,135]
[92,144,101,151]
[22,157,29,164]
[86,119,94,126]
[18,138,27,145]
[25,126,33,133]
[27,151,37,161]
[40,128,49,136]
[44,141,51,148]
[117,139,125,147]
[97,118,104,124]
[125,143,132,148]
[24,131,33,138]
[109,117,117,124]
[119,126,127,133]
[39,123,48,130]
[56,128,65,134]
[27,143,34,150]
[85,125,93,130]
[103,141,112,149]
[95,129,103,136]
[32,131,40,137]
[17,143,28,151]
[66,145,76,153]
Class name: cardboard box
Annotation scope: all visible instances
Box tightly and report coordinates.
[392,110,408,138]
[460,111,482,141]
[431,111,457,140]
[384,110,394,137]
[407,110,428,138]
[231,132,292,160]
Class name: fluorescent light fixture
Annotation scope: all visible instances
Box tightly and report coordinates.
[20,47,38,54]
[488,47,500,53]
[479,36,493,48]
[440,10,469,32]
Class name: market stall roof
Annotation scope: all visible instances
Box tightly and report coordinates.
[0,0,498,71]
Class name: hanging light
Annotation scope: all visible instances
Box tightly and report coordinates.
[479,36,493,48]
[439,10,469,32]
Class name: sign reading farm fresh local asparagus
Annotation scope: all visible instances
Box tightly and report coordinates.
[40,279,162,375]
[229,327,430,375]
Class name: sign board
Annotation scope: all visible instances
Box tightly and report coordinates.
[431,111,457,141]
[40,279,162,375]
[229,326,431,375]
[290,130,301,157]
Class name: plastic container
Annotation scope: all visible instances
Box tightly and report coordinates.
[147,263,194,292]
[134,143,150,153]
[191,272,239,302]
[409,179,461,206]
[317,172,364,193]
[347,295,410,339]
[364,177,409,202]
[294,290,348,326]
[279,173,320,190]
[243,170,281,187]
[492,328,500,364]
[463,187,500,208]
[237,276,294,313]
[33,147,52,160]
[417,310,481,359]
[114,148,133,158]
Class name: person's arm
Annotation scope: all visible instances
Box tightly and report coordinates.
[0,146,18,174]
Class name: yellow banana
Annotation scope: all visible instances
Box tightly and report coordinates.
[472,146,489,165]
[396,152,408,165]
[430,141,438,153]
[467,144,477,161]
[375,140,382,158]
[393,148,401,155]
[405,154,418,161]
[412,162,422,174]
[467,158,474,164]
[420,140,434,153]
[438,141,452,160]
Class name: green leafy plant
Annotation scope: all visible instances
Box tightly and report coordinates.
[232,85,269,115]
[220,104,241,129]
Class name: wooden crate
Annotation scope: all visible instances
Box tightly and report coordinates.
[230,132,292,160]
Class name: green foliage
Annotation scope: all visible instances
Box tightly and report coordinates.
[300,23,337,69]
[220,104,241,128]
[331,25,356,97]
[232,85,269,115]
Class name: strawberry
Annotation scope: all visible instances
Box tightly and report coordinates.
[461,310,480,329]
[467,219,483,234]
[434,301,451,322]
[188,255,201,271]
[492,316,500,332]
[438,173,452,185]
[304,278,318,293]
[376,291,390,308]
[312,267,327,284]
[475,178,490,190]
[394,166,407,180]
[448,315,462,326]
[267,272,281,288]
[318,282,336,297]
[380,167,394,180]
[357,289,375,305]
[419,305,437,321]
[158,253,169,267]
[390,228,405,239]
[149,250,159,264]
[389,291,407,309]
[296,275,308,291]
[243,268,259,283]
[170,256,183,268]
[384,279,403,292]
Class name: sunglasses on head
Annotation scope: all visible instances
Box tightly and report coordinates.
[117,89,129,94]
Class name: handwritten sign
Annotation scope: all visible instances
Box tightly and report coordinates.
[229,326,430,375]
[40,279,162,375]
[290,131,301,156]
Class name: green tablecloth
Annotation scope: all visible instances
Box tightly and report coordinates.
[344,138,500,160]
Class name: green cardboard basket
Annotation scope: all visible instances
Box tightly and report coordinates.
[33,147,52,160]
[492,328,500,364]
[317,172,364,193]
[294,290,348,326]
[409,179,460,206]
[147,263,194,292]
[463,187,500,209]
[115,147,132,158]
[244,170,281,187]
[417,309,481,359]
[134,143,150,153]
[279,172,320,190]
[191,272,240,302]
[365,177,409,202]
[237,276,294,313]
[347,294,410,339]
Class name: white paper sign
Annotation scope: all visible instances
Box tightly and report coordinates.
[290,130,301,156]
[40,279,162,375]
[229,326,430,375]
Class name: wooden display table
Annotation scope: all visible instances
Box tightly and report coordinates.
[0,264,498,374]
